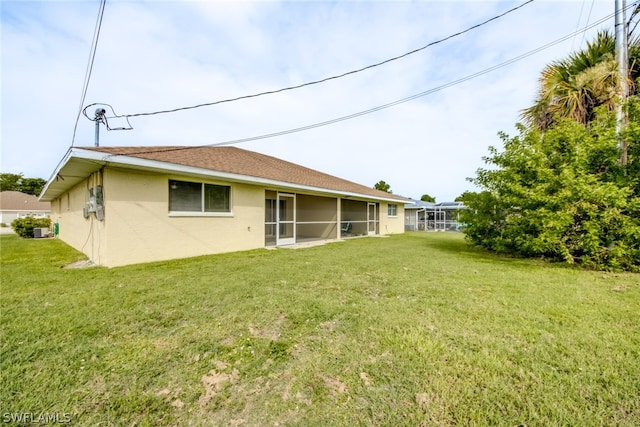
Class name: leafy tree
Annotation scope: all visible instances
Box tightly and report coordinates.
[420,194,435,203]
[0,173,47,196]
[374,180,391,193]
[464,105,640,271]
[0,173,24,192]
[20,178,47,196]
[455,192,474,203]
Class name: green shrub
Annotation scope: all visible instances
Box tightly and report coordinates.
[464,106,640,272]
[11,217,51,238]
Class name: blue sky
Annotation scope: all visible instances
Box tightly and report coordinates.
[1,0,613,201]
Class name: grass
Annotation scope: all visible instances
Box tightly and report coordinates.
[1,232,639,426]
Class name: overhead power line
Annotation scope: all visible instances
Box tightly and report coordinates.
[570,0,588,51]
[90,0,534,122]
[108,9,616,158]
[71,0,106,147]
[579,0,597,49]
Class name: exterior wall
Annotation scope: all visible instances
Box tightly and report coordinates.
[52,167,407,267]
[51,172,106,264]
[100,168,264,267]
[380,202,405,235]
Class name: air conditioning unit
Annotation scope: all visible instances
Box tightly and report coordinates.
[33,227,49,238]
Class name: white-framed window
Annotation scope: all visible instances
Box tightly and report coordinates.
[388,204,397,217]
[169,180,231,216]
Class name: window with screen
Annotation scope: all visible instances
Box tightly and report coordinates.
[169,180,231,214]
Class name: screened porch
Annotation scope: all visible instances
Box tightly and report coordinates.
[265,191,379,246]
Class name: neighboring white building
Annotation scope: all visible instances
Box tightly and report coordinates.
[405,200,466,231]
[0,191,51,226]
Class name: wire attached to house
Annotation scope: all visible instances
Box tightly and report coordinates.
[106,9,616,158]
[71,0,107,147]
[91,0,534,122]
[82,103,133,131]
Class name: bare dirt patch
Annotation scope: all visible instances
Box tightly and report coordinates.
[320,374,348,396]
[198,361,239,409]
[248,313,285,340]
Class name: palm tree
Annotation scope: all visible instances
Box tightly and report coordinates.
[522,31,640,130]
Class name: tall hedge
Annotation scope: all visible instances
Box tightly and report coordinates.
[463,105,640,271]
[11,217,52,239]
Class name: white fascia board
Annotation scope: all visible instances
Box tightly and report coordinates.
[70,148,408,203]
[39,147,74,201]
[38,147,92,202]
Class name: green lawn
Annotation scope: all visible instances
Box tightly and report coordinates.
[1,233,638,426]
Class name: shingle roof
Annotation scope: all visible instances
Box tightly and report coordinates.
[0,191,51,211]
[82,146,409,202]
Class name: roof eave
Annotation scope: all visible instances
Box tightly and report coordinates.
[39,148,106,201]
[40,148,411,203]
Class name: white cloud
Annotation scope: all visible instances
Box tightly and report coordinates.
[1,0,614,201]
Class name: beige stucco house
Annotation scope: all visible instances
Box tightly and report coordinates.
[40,146,410,267]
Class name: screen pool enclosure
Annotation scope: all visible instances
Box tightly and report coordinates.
[404,201,466,232]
